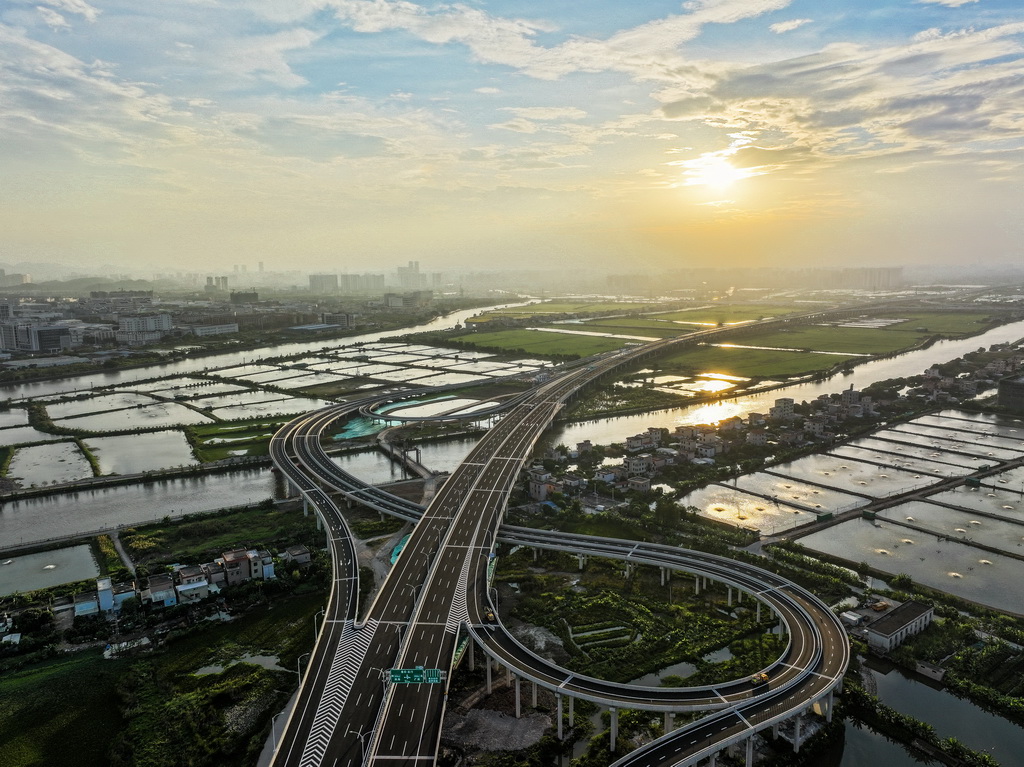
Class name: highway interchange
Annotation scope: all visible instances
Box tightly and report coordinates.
[268,317,850,767]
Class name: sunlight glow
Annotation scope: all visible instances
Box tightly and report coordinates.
[683,155,756,189]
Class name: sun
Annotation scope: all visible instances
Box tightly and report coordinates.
[684,155,754,190]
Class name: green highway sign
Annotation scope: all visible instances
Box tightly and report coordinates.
[389,667,445,684]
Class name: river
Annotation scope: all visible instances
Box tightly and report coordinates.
[548,319,1024,448]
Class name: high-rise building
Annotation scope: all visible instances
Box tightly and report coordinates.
[309,274,340,294]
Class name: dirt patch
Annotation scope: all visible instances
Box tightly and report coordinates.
[443,708,551,752]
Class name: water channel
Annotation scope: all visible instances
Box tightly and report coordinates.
[548,319,1024,447]
[0,303,528,402]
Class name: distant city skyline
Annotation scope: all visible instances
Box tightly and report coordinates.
[2,0,1022,273]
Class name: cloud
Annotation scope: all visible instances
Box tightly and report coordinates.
[44,0,99,22]
[770,18,812,34]
[501,107,587,120]
[917,0,978,7]
[36,7,69,30]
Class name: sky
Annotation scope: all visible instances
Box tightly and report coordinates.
[1,0,1023,276]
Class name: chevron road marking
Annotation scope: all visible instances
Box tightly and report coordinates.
[298,619,379,767]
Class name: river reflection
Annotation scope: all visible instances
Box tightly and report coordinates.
[548,319,1024,447]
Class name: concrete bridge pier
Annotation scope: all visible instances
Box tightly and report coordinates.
[819,690,834,722]
[515,676,521,719]
[506,665,512,686]
[694,576,701,595]
[302,497,309,516]
[793,712,804,753]
[728,587,733,606]
[745,736,754,767]
[664,711,673,732]
[609,707,618,750]
[315,513,322,531]
[485,654,492,694]
[532,681,538,708]
[577,554,586,570]
[533,548,539,562]
[468,639,476,672]
[568,696,574,725]
[756,602,762,622]
[556,694,563,740]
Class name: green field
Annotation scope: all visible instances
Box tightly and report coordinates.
[886,312,993,335]
[571,318,690,338]
[189,418,288,461]
[0,652,124,767]
[122,505,318,566]
[735,325,926,355]
[472,301,658,321]
[656,304,804,325]
[449,329,629,357]
[660,345,857,379]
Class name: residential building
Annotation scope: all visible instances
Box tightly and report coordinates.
[175,565,211,603]
[309,274,339,294]
[142,574,178,607]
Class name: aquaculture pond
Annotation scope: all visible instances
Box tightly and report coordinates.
[84,430,198,474]
[0,545,99,596]
[679,484,814,533]
[797,518,1024,613]
[6,442,93,487]
[0,467,281,547]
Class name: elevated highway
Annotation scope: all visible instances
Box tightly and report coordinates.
[268,315,850,767]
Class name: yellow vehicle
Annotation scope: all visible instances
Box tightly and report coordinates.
[751,672,769,687]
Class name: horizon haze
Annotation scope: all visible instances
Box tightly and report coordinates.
[2,0,1023,274]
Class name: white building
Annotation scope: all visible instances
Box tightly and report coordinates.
[866,600,934,653]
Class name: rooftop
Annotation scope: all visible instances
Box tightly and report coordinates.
[868,600,933,637]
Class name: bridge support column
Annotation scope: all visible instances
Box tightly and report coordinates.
[577,554,586,571]
[824,690,834,722]
[557,695,563,740]
[486,655,492,695]
[694,577,700,595]
[756,602,761,622]
[664,712,673,732]
[772,723,779,739]
[316,513,322,531]
[568,696,574,724]
[745,736,754,767]
[737,589,743,603]
[533,548,538,562]
[728,586,733,606]
[506,666,512,686]
[609,708,617,750]
[532,681,538,708]
[709,752,717,766]
[660,567,666,586]
[515,676,521,719]
[468,640,476,671]
[346,498,353,509]
[793,714,803,753]
[302,497,309,516]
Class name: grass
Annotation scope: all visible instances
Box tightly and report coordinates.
[122,505,319,567]
[189,418,289,461]
[656,304,804,324]
[659,345,857,379]
[886,312,993,335]
[449,328,629,357]
[471,301,658,320]
[733,325,927,354]
[0,651,125,767]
